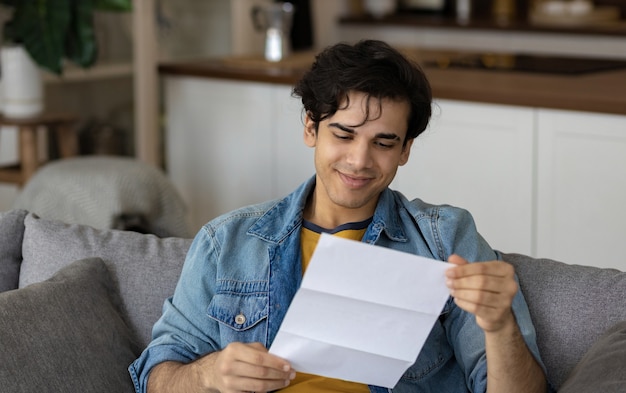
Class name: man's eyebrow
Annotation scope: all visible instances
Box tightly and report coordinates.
[329,122,402,141]
[329,122,354,133]
[376,133,402,141]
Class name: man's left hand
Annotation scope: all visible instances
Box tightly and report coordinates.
[445,255,518,333]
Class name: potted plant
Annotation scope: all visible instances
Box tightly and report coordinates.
[0,0,132,118]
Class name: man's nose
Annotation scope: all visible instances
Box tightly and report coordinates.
[346,141,373,169]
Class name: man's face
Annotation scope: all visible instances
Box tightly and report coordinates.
[304,90,413,227]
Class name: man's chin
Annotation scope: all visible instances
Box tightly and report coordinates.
[331,193,375,211]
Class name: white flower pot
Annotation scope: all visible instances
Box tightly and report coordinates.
[1,45,44,119]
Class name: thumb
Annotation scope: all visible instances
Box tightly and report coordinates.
[447,254,468,266]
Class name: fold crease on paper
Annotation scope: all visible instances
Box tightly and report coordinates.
[269,233,452,388]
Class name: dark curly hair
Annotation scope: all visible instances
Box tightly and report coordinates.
[293,40,432,144]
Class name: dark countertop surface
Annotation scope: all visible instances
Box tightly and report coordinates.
[159,49,626,116]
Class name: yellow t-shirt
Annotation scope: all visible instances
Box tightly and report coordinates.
[280,218,372,393]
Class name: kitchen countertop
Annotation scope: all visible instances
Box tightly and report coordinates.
[159,49,626,116]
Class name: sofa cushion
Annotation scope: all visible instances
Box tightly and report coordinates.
[19,213,193,348]
[503,252,626,389]
[0,209,28,292]
[0,258,137,392]
[557,321,626,393]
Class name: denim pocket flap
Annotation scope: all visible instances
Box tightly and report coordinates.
[207,293,268,331]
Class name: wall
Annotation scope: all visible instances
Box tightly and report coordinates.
[309,1,626,59]
[339,24,626,59]
[157,0,233,60]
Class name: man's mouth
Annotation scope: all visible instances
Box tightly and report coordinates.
[338,172,372,188]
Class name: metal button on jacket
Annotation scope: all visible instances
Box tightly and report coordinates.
[235,314,246,325]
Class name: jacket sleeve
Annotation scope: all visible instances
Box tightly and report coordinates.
[432,205,547,392]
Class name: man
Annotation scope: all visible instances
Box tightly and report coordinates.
[129,40,549,393]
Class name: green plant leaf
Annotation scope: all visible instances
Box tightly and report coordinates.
[64,0,97,69]
[94,0,132,12]
[9,0,71,74]
[1,0,130,74]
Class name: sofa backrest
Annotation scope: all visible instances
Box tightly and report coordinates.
[502,252,626,389]
[18,213,193,349]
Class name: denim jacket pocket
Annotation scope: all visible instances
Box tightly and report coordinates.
[397,320,453,386]
[207,292,269,345]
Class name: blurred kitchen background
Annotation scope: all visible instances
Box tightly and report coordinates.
[0,0,625,269]
[1,0,623,163]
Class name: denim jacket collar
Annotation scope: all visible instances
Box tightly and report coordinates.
[248,176,408,246]
[370,187,408,243]
[247,177,315,244]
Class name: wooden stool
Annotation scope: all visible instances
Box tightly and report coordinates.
[0,113,79,186]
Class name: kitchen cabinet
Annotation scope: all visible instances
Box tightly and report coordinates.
[394,101,626,270]
[392,100,535,256]
[536,109,626,271]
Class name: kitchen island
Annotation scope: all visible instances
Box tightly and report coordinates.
[160,49,626,270]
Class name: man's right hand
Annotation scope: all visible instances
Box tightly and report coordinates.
[148,342,296,393]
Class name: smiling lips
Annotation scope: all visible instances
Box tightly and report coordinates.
[338,171,373,189]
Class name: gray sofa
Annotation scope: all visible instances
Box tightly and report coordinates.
[0,209,624,392]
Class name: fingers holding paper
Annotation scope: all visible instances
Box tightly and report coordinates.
[445,255,518,333]
[209,342,295,393]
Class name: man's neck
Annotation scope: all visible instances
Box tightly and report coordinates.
[303,189,376,230]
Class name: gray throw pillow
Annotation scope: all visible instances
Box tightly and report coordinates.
[558,321,626,393]
[0,258,139,392]
[19,213,192,348]
[0,209,28,292]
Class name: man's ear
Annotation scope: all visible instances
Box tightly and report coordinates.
[303,113,317,147]
[399,138,414,166]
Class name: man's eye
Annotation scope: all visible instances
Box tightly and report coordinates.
[334,133,351,140]
[376,141,394,148]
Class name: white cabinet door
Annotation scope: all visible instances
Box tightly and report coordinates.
[165,77,313,232]
[536,109,626,270]
[393,99,535,255]
[165,77,276,231]
[271,86,315,198]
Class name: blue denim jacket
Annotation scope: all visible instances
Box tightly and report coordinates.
[129,177,545,393]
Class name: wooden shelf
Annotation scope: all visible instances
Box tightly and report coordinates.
[0,165,23,184]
